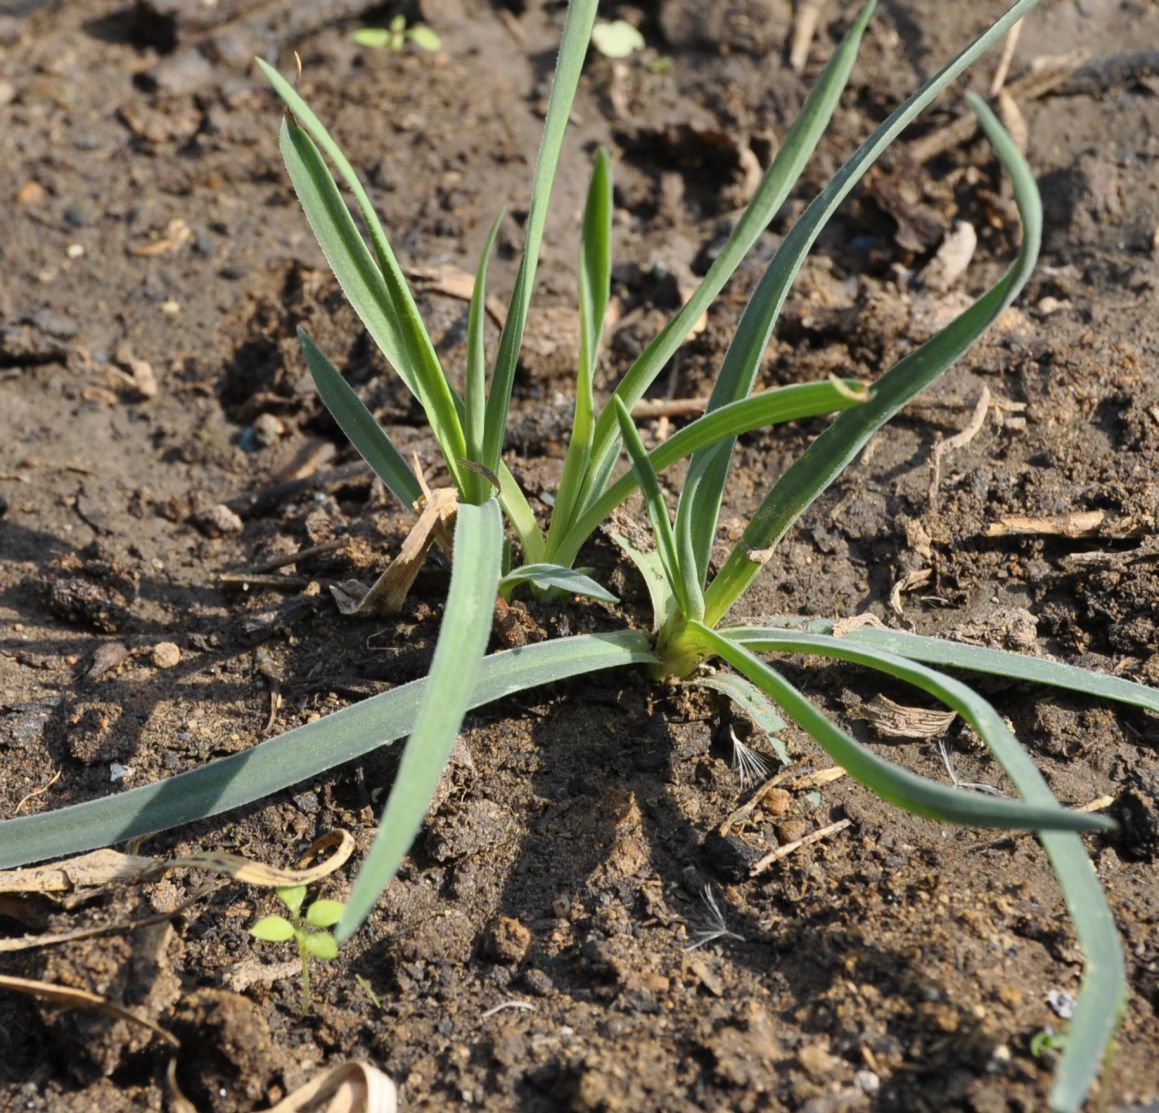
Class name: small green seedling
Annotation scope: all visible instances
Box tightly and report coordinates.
[352,15,441,54]
[591,19,645,59]
[1030,1028,1069,1059]
[250,885,344,1014]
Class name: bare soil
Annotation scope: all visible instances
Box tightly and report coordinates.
[2,1,1158,1110]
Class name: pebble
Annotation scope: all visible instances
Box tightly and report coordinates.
[194,503,244,537]
[252,412,284,446]
[151,642,182,669]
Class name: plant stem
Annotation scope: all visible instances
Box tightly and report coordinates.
[297,935,311,1015]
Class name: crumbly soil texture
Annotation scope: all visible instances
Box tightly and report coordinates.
[2,1,1158,1110]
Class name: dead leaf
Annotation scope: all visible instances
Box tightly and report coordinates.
[0,973,178,1047]
[265,1061,398,1113]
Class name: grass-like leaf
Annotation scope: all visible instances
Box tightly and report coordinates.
[339,497,494,938]
[297,328,422,508]
[581,0,878,499]
[0,631,657,870]
[482,0,599,473]
[730,616,1159,715]
[500,564,618,604]
[721,623,1126,1113]
[703,92,1041,624]
[464,211,505,503]
[547,150,612,550]
[693,624,1108,832]
[277,116,468,490]
[552,379,866,568]
[688,671,788,763]
[613,398,702,621]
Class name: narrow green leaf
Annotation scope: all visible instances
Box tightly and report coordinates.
[482,0,600,472]
[305,899,345,928]
[0,631,656,871]
[704,92,1042,624]
[612,398,701,621]
[250,915,295,942]
[691,624,1108,832]
[689,671,789,763]
[298,328,422,508]
[720,623,1125,1113]
[497,461,547,564]
[258,64,468,492]
[464,211,505,503]
[551,379,866,568]
[303,931,339,960]
[730,618,1159,716]
[608,530,679,635]
[500,563,617,604]
[582,0,878,501]
[337,501,502,940]
[547,150,613,550]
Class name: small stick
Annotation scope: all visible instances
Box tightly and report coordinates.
[988,19,1024,97]
[630,397,708,420]
[721,765,846,835]
[909,53,1085,163]
[789,0,826,73]
[217,572,311,591]
[929,385,989,512]
[247,538,348,574]
[750,818,851,877]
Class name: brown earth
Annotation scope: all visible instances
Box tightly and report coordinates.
[1,0,1158,1110]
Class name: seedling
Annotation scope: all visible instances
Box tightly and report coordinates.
[352,15,441,54]
[250,885,344,1014]
[591,19,645,60]
[4,3,1156,1109]
[1030,1027,1069,1059]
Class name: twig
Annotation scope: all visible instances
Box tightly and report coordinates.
[480,1000,536,1018]
[789,0,826,73]
[988,19,1024,96]
[630,396,708,420]
[750,818,852,877]
[929,385,989,512]
[909,53,1085,163]
[721,765,846,836]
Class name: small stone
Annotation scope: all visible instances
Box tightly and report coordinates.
[252,412,284,446]
[194,503,243,537]
[151,642,181,669]
[16,180,45,205]
[799,1042,840,1079]
[775,818,809,845]
[518,968,554,997]
[481,915,532,965]
[853,1070,880,1094]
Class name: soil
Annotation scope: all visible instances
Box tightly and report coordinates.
[1,0,1158,1110]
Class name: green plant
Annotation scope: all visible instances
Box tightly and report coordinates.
[352,15,441,54]
[2,2,1155,1109]
[1031,1027,1070,1059]
[250,885,344,1014]
[591,19,645,59]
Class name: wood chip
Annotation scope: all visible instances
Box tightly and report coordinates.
[860,694,957,739]
[985,510,1105,538]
